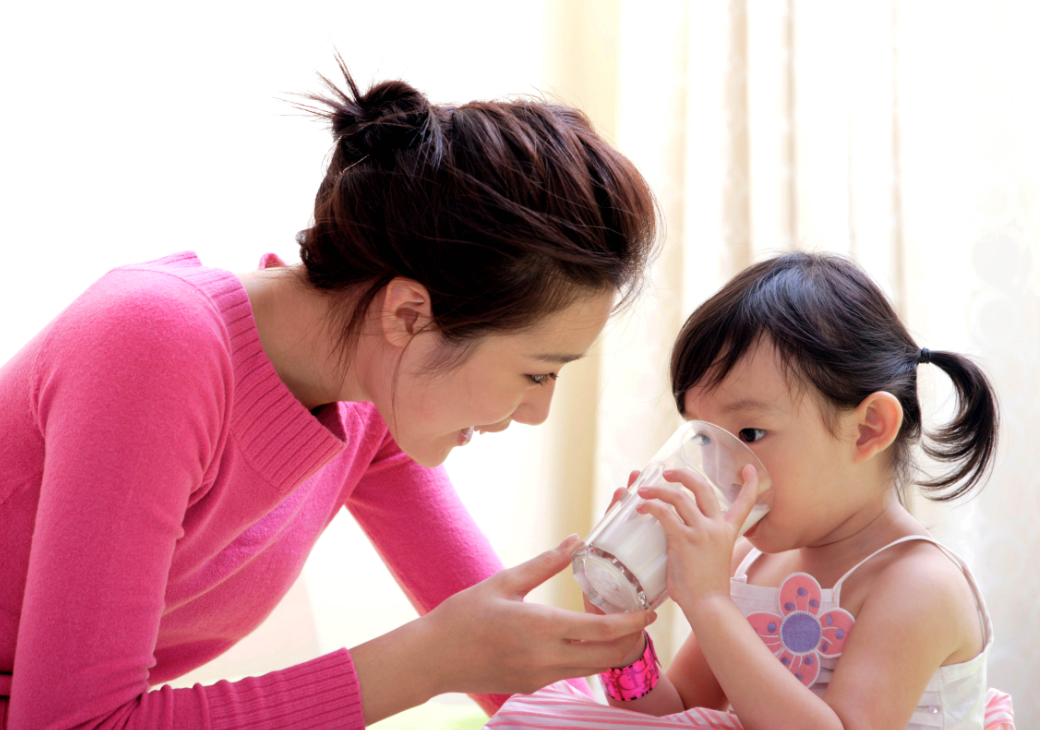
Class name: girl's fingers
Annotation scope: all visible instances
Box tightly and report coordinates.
[726,463,761,529]
[637,483,704,527]
[637,497,689,537]
[603,471,638,515]
[664,468,723,519]
[607,487,627,513]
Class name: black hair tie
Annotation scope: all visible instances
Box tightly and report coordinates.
[918,348,932,365]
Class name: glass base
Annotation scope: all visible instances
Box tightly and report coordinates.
[571,545,665,614]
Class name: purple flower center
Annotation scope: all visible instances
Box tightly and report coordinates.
[781,612,820,653]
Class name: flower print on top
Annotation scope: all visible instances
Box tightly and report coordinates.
[745,573,855,687]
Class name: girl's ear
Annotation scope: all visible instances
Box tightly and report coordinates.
[852,391,903,463]
[380,278,434,349]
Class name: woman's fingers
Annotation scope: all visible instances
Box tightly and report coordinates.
[498,534,581,597]
[557,631,649,672]
[551,605,656,642]
[664,468,722,519]
[627,469,641,488]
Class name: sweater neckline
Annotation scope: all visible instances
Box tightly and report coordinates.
[150,251,347,494]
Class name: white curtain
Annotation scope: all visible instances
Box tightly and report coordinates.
[541,0,1038,724]
[12,2,1032,725]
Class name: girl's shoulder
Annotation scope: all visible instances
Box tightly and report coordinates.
[838,536,987,666]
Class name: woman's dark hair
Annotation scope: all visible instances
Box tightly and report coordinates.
[293,57,658,366]
[670,252,999,501]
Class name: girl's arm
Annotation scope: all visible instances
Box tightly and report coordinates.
[640,472,965,730]
[816,546,972,729]
[686,553,962,729]
[599,630,728,716]
[601,541,756,716]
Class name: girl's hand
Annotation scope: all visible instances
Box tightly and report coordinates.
[636,464,759,611]
[421,526,656,696]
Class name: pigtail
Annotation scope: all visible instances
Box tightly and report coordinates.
[918,351,1000,501]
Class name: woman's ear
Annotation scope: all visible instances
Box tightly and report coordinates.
[852,391,903,463]
[380,278,433,348]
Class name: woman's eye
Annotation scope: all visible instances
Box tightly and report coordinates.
[739,428,767,443]
[528,372,559,386]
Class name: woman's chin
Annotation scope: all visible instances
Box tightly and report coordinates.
[398,428,486,468]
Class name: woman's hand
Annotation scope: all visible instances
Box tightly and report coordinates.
[421,532,657,696]
[635,464,759,612]
[420,536,648,694]
[353,533,656,724]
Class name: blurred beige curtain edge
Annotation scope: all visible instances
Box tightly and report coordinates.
[541,5,1039,726]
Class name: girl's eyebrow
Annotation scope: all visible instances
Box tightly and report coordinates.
[719,398,780,414]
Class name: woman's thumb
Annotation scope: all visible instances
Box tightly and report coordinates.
[503,534,580,597]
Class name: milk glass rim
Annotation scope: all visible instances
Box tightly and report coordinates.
[669,418,773,495]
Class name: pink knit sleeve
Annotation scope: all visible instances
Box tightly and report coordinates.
[345,431,512,714]
[9,273,365,730]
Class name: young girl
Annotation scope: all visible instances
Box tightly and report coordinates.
[490,253,1014,729]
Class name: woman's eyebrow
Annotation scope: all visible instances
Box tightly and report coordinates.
[532,352,585,365]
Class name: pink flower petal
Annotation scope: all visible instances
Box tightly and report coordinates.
[746,612,784,654]
[789,651,822,687]
[778,572,823,616]
[818,608,856,656]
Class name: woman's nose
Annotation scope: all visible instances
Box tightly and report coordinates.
[511,380,555,426]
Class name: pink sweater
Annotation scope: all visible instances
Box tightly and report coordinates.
[0,252,507,729]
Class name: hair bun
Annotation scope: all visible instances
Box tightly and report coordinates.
[296,55,438,167]
[331,77,433,164]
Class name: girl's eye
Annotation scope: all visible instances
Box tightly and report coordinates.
[528,372,559,386]
[739,428,767,443]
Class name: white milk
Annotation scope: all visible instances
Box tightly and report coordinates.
[574,421,774,613]
[585,491,769,608]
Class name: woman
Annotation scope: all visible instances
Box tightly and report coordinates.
[0,61,659,729]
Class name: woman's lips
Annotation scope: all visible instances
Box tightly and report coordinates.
[459,427,475,446]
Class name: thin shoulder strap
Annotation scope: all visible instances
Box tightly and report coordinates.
[732,546,763,582]
[832,535,992,649]
[832,535,938,603]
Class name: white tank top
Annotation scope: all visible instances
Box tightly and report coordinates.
[730,536,993,729]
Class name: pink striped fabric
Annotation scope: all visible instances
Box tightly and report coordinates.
[984,688,1015,729]
[487,683,1015,729]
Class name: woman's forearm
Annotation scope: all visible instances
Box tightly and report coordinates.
[350,614,444,725]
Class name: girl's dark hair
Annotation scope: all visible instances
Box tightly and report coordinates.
[670,252,999,501]
[293,57,658,365]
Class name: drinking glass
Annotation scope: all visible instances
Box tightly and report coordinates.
[572,420,773,613]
